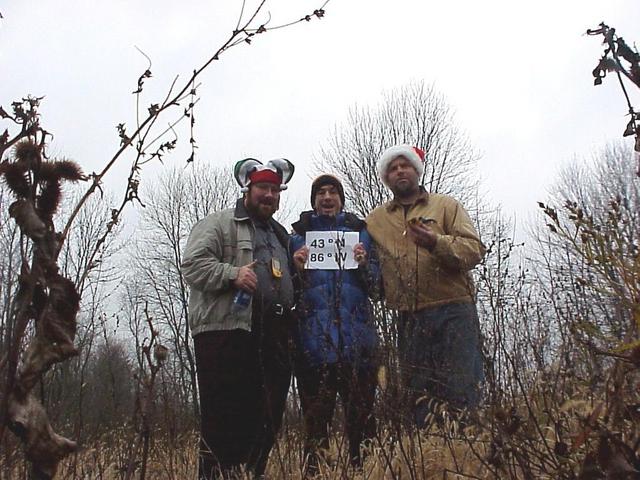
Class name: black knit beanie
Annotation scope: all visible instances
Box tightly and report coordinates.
[310,174,345,209]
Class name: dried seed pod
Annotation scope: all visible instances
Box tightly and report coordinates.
[37,180,62,219]
[1,161,30,197]
[14,140,41,168]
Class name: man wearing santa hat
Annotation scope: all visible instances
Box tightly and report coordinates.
[181,158,296,479]
[366,145,486,426]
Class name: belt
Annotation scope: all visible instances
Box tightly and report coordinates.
[254,303,287,318]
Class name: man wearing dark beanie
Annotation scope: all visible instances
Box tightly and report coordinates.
[291,174,379,473]
[309,174,345,207]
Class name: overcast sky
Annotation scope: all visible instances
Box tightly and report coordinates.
[2,0,639,231]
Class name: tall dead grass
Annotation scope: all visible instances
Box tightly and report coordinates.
[1,420,494,479]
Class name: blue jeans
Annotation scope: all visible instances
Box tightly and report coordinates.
[398,302,484,425]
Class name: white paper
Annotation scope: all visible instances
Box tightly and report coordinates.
[305,231,359,270]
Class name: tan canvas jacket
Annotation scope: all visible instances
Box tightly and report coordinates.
[366,191,485,311]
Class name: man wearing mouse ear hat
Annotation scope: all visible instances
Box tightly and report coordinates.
[182,157,296,479]
[366,144,486,427]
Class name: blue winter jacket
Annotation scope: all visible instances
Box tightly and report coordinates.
[291,211,380,367]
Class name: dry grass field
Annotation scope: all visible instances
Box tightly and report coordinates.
[1,421,494,479]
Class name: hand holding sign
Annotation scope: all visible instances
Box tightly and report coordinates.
[305,231,360,270]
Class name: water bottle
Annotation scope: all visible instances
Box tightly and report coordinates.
[231,289,252,313]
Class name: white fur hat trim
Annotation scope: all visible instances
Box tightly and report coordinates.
[377,145,425,187]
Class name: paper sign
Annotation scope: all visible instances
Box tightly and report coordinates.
[305,231,359,270]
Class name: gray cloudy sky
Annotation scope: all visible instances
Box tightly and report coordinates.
[2,0,639,227]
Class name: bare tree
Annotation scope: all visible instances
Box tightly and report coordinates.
[551,142,639,224]
[315,81,480,217]
[130,162,237,416]
[537,141,639,358]
[477,140,640,479]
[0,185,21,356]
[42,190,124,445]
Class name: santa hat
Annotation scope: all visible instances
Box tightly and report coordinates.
[377,145,425,187]
[234,158,295,192]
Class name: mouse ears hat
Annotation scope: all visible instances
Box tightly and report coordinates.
[233,158,295,192]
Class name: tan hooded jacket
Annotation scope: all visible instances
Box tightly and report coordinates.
[366,191,485,311]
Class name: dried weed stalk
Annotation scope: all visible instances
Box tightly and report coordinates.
[588,23,640,176]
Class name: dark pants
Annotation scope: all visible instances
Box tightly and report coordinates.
[194,310,291,479]
[296,362,376,472]
[398,302,484,426]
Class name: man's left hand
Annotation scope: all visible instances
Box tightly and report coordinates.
[407,222,437,250]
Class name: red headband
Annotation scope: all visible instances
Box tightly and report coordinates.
[249,169,281,186]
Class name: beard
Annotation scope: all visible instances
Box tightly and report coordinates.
[245,194,278,220]
[391,178,419,199]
